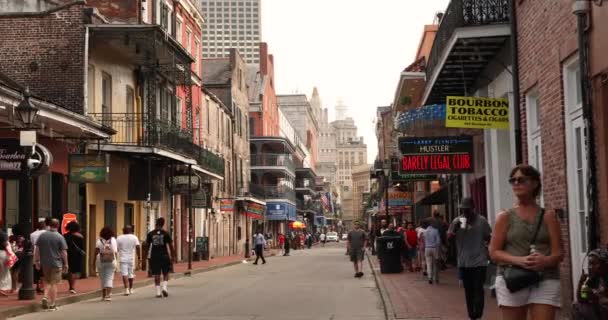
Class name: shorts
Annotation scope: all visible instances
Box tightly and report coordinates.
[495,275,561,308]
[349,248,364,262]
[120,261,135,278]
[149,256,171,276]
[42,267,62,285]
[407,247,417,259]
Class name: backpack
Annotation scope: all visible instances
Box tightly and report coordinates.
[99,239,115,263]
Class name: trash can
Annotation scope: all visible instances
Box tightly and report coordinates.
[377,236,404,274]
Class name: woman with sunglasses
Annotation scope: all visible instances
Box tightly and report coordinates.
[489,164,563,320]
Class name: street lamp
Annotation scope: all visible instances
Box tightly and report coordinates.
[15,88,39,127]
[383,166,390,221]
[15,87,39,301]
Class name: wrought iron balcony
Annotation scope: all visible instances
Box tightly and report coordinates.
[250,154,295,172]
[90,113,224,177]
[250,184,295,201]
[426,0,510,99]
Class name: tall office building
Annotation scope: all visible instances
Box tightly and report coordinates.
[201,0,261,64]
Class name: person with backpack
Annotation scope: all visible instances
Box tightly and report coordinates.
[93,226,118,301]
[146,218,174,298]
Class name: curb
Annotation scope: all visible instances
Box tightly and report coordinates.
[1,254,277,319]
[366,251,396,320]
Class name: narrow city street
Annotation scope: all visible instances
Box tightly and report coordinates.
[11,243,384,320]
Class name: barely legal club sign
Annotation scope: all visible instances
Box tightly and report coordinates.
[399,136,474,174]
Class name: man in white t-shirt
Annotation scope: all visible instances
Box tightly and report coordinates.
[116,225,140,296]
[320,233,326,247]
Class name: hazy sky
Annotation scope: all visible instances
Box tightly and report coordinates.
[262,0,450,163]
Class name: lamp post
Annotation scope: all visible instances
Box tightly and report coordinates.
[15,88,39,301]
[383,166,390,221]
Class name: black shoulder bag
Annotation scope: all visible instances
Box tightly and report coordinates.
[503,209,545,293]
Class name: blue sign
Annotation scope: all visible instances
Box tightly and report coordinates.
[315,216,326,226]
[266,202,297,221]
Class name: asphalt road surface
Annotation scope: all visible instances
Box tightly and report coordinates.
[12,242,384,320]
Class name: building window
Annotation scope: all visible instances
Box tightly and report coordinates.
[104,200,117,233]
[185,29,191,53]
[176,19,182,42]
[124,203,134,228]
[101,72,112,125]
[126,86,135,143]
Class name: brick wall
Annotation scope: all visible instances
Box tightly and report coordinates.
[516,0,579,315]
[0,2,87,114]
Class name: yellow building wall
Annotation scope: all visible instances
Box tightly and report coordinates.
[85,155,141,274]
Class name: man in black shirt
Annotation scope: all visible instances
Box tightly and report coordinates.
[146,218,174,298]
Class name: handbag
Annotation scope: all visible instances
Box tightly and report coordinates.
[503,209,545,293]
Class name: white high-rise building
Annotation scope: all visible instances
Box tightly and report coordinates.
[201,0,261,64]
[335,100,348,121]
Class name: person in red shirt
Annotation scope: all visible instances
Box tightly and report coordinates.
[278,233,285,255]
[404,222,418,272]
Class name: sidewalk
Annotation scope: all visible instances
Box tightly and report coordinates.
[368,253,500,320]
[0,250,279,319]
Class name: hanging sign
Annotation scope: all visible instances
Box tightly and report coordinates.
[220,199,234,212]
[446,96,509,129]
[168,174,201,194]
[399,136,474,174]
[388,188,413,206]
[68,154,110,183]
[0,139,52,178]
[244,202,264,220]
[61,213,78,235]
[192,183,213,208]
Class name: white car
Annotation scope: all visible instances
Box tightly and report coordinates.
[326,232,339,242]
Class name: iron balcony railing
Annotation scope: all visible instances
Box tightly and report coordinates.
[295,178,315,190]
[90,113,224,177]
[250,154,295,172]
[237,183,266,200]
[426,0,510,81]
[250,184,295,201]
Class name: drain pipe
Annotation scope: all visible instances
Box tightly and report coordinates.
[573,0,598,251]
[509,0,523,165]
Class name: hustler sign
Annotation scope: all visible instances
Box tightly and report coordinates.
[398,136,474,174]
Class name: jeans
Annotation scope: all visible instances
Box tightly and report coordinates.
[425,247,439,282]
[254,244,266,264]
[460,266,487,319]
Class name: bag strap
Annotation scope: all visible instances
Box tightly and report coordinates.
[530,209,546,246]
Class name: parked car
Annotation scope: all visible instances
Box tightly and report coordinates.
[341,233,348,240]
[326,232,339,242]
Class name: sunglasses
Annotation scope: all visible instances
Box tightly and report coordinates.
[508,176,534,185]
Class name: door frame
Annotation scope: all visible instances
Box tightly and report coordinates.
[563,54,589,296]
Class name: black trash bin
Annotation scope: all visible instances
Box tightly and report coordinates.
[377,236,404,274]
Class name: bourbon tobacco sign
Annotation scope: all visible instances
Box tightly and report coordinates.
[398,136,474,174]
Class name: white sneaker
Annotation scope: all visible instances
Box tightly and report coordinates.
[129,288,134,295]
[124,290,130,296]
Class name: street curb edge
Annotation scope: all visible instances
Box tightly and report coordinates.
[366,251,396,320]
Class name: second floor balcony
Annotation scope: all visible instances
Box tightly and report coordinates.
[90,112,224,177]
[249,184,296,201]
[423,0,510,105]
[250,154,296,175]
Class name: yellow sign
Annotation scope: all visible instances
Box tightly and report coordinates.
[446,96,509,129]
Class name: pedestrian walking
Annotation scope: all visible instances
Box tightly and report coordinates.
[347,221,368,278]
[404,222,418,272]
[306,232,313,249]
[253,229,266,265]
[489,164,563,320]
[93,226,117,301]
[423,219,441,284]
[8,224,25,294]
[31,219,50,294]
[34,219,68,311]
[283,232,291,256]
[278,233,285,255]
[63,221,85,294]
[416,221,427,275]
[117,225,140,296]
[320,232,326,247]
[0,230,14,296]
[146,218,174,298]
[448,197,492,320]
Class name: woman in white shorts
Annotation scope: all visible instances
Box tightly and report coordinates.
[489,165,563,320]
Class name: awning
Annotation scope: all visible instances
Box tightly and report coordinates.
[416,187,448,206]
[395,104,446,132]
